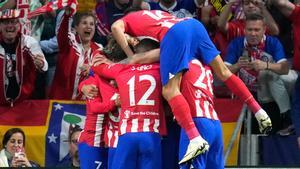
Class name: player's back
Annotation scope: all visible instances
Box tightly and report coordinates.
[121,10,185,41]
[115,63,164,135]
[181,59,219,120]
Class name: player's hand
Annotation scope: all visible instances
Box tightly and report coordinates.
[255,109,272,134]
[81,84,99,99]
[125,34,139,47]
[92,54,113,66]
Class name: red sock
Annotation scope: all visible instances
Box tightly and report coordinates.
[224,74,261,113]
[168,95,199,139]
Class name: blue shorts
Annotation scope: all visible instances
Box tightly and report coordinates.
[108,148,116,169]
[161,120,181,169]
[78,142,108,169]
[178,118,224,169]
[160,18,220,86]
[111,132,161,169]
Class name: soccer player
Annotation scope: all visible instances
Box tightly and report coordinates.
[80,36,130,169]
[78,62,119,169]
[179,59,223,169]
[111,9,272,164]
[105,109,120,169]
[92,39,165,169]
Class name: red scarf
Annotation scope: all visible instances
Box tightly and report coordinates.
[28,0,77,18]
[244,37,266,61]
[240,36,266,91]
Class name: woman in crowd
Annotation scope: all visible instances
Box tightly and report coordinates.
[49,4,103,100]
[0,128,39,167]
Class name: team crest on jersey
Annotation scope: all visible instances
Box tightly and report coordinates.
[124,110,130,119]
[195,89,202,98]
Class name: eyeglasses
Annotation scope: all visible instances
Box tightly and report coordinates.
[1,19,19,25]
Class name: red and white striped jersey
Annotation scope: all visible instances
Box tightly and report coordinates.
[121,10,185,41]
[93,63,166,136]
[181,59,219,120]
[78,75,117,147]
[105,109,120,148]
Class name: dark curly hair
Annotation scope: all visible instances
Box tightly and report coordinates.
[103,35,128,62]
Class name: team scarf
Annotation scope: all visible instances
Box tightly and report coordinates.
[15,0,31,35]
[28,0,77,19]
[0,34,24,106]
[29,0,109,37]
[239,35,266,91]
[244,35,266,61]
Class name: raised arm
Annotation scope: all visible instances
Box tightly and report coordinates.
[129,49,160,64]
[259,2,279,35]
[270,0,295,17]
[217,1,236,33]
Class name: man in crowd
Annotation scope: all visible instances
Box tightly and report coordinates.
[0,8,48,106]
[225,13,295,134]
[216,0,278,56]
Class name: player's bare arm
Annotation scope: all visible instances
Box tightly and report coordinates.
[111,20,135,58]
[210,55,233,81]
[129,49,160,64]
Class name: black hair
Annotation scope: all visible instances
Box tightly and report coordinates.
[2,128,25,148]
[68,125,82,142]
[103,35,128,62]
[245,13,265,23]
[134,38,160,53]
